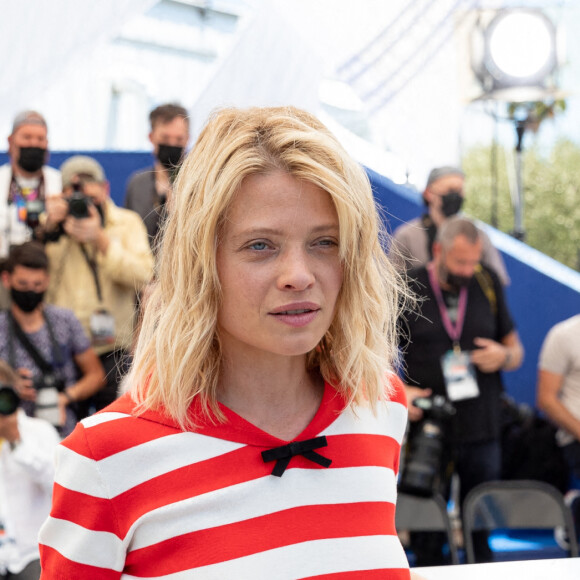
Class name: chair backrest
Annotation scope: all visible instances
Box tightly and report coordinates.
[396,491,460,565]
[462,479,579,563]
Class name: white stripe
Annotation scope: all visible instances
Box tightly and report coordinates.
[99,432,246,497]
[323,400,408,443]
[39,517,126,571]
[128,465,397,550]
[81,412,131,428]
[55,432,245,498]
[54,446,108,497]
[120,535,409,580]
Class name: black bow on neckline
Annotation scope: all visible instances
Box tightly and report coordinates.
[261,436,332,477]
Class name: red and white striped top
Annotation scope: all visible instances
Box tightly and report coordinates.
[39,379,410,579]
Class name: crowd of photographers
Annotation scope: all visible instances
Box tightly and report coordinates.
[0,107,170,578]
[0,106,578,576]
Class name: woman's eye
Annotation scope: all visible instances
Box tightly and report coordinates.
[316,238,338,248]
[248,241,269,251]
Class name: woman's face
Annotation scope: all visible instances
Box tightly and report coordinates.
[216,171,343,363]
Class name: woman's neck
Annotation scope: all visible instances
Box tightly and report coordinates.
[218,355,324,441]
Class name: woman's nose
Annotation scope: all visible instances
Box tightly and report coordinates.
[277,249,315,291]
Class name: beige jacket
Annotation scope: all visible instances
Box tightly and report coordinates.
[46,200,154,355]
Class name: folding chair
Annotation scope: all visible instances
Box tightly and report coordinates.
[462,480,579,563]
[395,491,460,565]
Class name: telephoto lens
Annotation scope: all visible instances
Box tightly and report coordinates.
[398,395,456,497]
[0,385,20,416]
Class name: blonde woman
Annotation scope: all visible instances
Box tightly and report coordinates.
[39,107,414,579]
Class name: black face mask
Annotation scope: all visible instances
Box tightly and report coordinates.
[17,147,46,173]
[156,144,184,171]
[440,190,464,218]
[446,272,472,291]
[10,288,45,313]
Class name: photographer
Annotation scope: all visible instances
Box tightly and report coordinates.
[0,242,104,434]
[0,111,62,312]
[400,217,523,564]
[124,103,190,247]
[44,156,154,411]
[0,111,62,259]
[0,360,60,580]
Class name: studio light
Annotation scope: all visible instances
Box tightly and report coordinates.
[471,8,559,98]
[469,8,562,242]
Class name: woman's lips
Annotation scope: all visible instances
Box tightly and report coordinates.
[270,304,320,327]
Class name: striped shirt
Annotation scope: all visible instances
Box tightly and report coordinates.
[39,379,410,579]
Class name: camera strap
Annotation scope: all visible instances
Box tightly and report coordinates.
[7,311,65,380]
[79,244,103,303]
[421,213,438,260]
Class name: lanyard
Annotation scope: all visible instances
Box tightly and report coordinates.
[427,262,468,350]
[8,172,45,205]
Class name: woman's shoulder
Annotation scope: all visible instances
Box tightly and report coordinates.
[62,393,181,461]
[385,373,407,407]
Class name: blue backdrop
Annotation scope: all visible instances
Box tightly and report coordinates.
[2,152,579,408]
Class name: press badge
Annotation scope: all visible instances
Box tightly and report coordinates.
[441,349,479,401]
[90,309,116,347]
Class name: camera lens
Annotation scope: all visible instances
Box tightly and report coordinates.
[0,386,20,416]
[399,396,456,497]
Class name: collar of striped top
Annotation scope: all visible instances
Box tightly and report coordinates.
[107,381,348,449]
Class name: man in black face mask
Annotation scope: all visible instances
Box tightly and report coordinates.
[0,111,62,260]
[0,241,104,435]
[392,165,510,286]
[399,216,523,565]
[44,155,154,413]
[124,103,190,247]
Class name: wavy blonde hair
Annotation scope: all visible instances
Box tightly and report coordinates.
[129,106,408,427]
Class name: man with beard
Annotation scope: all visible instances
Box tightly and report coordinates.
[43,156,154,413]
[0,242,104,436]
[400,216,523,565]
[0,111,62,258]
[392,166,510,285]
[124,103,189,247]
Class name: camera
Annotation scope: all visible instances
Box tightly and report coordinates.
[68,182,90,219]
[25,199,45,229]
[0,386,20,416]
[399,395,456,497]
[33,372,65,394]
[33,373,66,427]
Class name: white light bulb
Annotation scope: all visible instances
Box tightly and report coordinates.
[489,12,553,79]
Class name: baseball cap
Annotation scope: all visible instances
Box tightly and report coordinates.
[11,110,47,134]
[426,166,465,188]
[60,155,106,188]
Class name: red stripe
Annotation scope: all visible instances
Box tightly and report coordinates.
[388,374,408,407]
[304,569,410,580]
[49,484,120,536]
[60,423,93,456]
[124,502,396,576]
[63,416,179,460]
[40,544,121,580]
[325,433,400,469]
